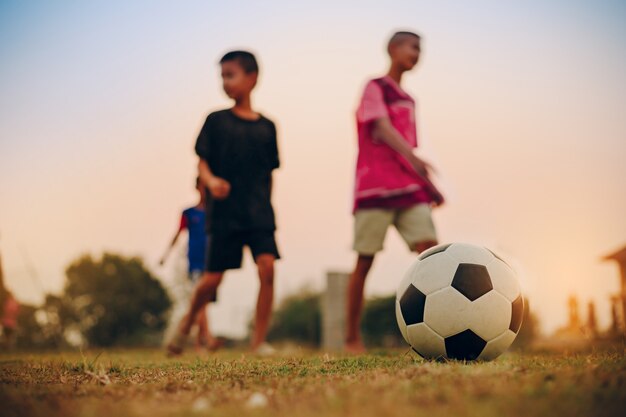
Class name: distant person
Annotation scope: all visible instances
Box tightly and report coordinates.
[160,177,220,351]
[167,50,280,356]
[0,289,19,349]
[346,31,445,354]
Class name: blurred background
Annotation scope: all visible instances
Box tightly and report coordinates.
[1,0,625,348]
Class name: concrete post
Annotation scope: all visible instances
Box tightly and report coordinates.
[322,271,349,351]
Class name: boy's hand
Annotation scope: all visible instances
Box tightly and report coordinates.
[429,185,445,207]
[207,177,231,200]
[409,154,434,178]
[422,179,445,207]
[408,155,445,206]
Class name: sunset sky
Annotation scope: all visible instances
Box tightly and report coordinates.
[1,0,625,338]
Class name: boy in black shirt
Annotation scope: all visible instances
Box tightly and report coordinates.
[168,51,280,355]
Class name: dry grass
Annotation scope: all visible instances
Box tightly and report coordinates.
[1,347,625,417]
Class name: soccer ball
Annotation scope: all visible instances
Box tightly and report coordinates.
[395,243,524,361]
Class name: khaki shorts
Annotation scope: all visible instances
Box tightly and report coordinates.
[353,204,437,255]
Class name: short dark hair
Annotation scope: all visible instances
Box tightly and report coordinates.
[195,176,201,188]
[387,31,421,53]
[219,50,259,74]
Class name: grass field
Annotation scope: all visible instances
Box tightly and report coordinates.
[1,347,625,417]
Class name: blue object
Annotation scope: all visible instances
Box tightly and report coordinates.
[182,207,207,274]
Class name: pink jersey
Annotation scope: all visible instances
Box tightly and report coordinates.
[353,76,434,211]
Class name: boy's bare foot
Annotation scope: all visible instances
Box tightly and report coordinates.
[166,332,187,357]
[166,343,183,357]
[344,341,366,355]
[206,338,224,352]
[252,342,276,356]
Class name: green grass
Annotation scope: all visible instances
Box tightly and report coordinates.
[1,348,625,417]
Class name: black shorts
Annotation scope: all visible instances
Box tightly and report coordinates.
[205,230,280,272]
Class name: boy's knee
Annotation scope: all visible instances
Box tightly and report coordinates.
[197,282,215,299]
[256,256,275,287]
[256,254,275,272]
[199,272,222,292]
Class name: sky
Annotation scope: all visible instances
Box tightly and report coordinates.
[1,0,625,338]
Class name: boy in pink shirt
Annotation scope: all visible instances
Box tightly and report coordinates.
[346,31,445,353]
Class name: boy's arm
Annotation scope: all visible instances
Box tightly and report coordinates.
[373,117,445,206]
[373,117,431,177]
[159,219,185,265]
[195,113,230,199]
[198,158,230,200]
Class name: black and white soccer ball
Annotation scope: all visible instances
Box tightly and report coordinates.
[396,243,524,361]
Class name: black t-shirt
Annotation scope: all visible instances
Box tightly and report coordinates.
[195,109,280,233]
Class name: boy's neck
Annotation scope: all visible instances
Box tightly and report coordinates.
[386,64,405,86]
[232,94,260,120]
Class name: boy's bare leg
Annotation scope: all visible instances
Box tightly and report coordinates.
[345,254,375,354]
[167,271,223,355]
[194,306,210,350]
[199,306,223,351]
[183,272,223,333]
[251,254,275,350]
[194,306,222,351]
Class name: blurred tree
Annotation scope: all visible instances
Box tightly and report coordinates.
[14,297,71,349]
[361,295,403,347]
[14,304,44,348]
[63,253,170,346]
[267,291,321,345]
